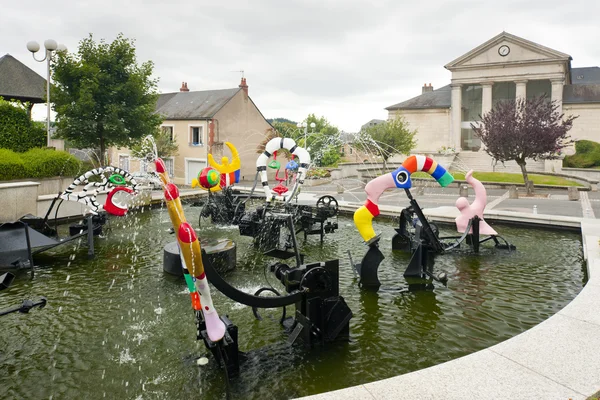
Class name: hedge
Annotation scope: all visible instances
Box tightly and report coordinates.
[0,148,81,181]
[0,99,46,152]
[20,148,81,178]
[0,149,26,180]
[563,140,600,168]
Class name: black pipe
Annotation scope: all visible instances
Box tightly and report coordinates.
[404,189,444,253]
[202,250,305,308]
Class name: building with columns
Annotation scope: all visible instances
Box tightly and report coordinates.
[386,32,600,155]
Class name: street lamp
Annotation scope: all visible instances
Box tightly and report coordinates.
[296,121,316,148]
[27,39,67,147]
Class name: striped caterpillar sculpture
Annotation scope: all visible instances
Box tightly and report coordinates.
[354,155,454,243]
[60,166,140,216]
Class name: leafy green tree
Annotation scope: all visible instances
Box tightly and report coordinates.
[355,116,417,168]
[130,127,178,160]
[302,114,342,167]
[268,114,342,167]
[472,96,576,194]
[271,120,298,138]
[51,33,163,165]
[0,97,46,152]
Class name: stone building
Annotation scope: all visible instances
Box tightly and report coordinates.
[109,78,272,185]
[386,32,600,157]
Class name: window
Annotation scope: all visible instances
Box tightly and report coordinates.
[527,80,551,101]
[461,85,483,151]
[119,155,130,171]
[190,126,203,146]
[492,82,516,107]
[163,158,175,178]
[161,126,174,141]
[461,85,482,122]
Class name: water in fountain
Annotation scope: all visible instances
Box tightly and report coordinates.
[0,197,586,399]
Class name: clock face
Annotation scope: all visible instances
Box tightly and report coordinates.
[498,45,510,57]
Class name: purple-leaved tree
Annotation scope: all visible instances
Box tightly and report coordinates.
[472,95,577,195]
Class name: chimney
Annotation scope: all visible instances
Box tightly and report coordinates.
[422,83,433,94]
[180,82,189,92]
[239,77,248,98]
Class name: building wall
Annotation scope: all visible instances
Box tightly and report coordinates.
[107,90,270,185]
[212,90,271,181]
[563,103,600,143]
[167,119,209,185]
[388,108,451,153]
[107,120,208,186]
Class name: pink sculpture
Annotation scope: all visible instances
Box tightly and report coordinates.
[455,170,497,235]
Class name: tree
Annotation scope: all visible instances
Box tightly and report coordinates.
[51,33,163,165]
[354,116,417,168]
[270,120,298,138]
[130,126,179,160]
[303,114,342,167]
[268,114,343,167]
[472,96,577,194]
[0,97,46,152]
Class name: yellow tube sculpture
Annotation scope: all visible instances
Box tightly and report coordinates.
[155,158,226,342]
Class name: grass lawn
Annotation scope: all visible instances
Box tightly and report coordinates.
[411,171,583,187]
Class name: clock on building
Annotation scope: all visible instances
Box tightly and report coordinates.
[498,45,510,56]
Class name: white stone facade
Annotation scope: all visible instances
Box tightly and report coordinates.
[387,32,599,154]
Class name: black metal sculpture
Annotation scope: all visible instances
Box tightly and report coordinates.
[196,213,351,379]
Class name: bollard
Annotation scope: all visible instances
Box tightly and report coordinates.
[337,184,344,194]
[567,186,580,201]
[509,185,519,199]
[459,185,468,197]
[533,205,538,214]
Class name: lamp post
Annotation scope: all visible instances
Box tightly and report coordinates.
[27,39,67,147]
[296,121,316,149]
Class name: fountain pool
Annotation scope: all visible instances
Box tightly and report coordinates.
[0,202,585,399]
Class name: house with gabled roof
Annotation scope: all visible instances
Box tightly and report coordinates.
[386,32,600,159]
[109,77,271,185]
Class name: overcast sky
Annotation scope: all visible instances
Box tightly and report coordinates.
[2,0,599,132]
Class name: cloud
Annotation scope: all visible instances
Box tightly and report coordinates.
[4,0,599,132]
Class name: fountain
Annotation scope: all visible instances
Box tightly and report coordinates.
[156,137,351,379]
[351,155,515,290]
[0,137,586,399]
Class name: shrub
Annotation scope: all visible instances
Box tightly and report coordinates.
[0,98,46,152]
[0,149,26,180]
[564,140,600,168]
[574,140,599,154]
[20,148,81,178]
[306,167,331,179]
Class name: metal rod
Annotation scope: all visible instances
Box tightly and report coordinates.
[286,214,302,268]
[46,53,51,147]
[22,222,35,279]
[87,215,94,259]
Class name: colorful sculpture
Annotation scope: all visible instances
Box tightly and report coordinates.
[256,138,310,202]
[455,170,497,235]
[155,158,226,342]
[269,151,290,195]
[60,167,140,216]
[193,142,241,192]
[354,155,454,243]
[194,167,221,190]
